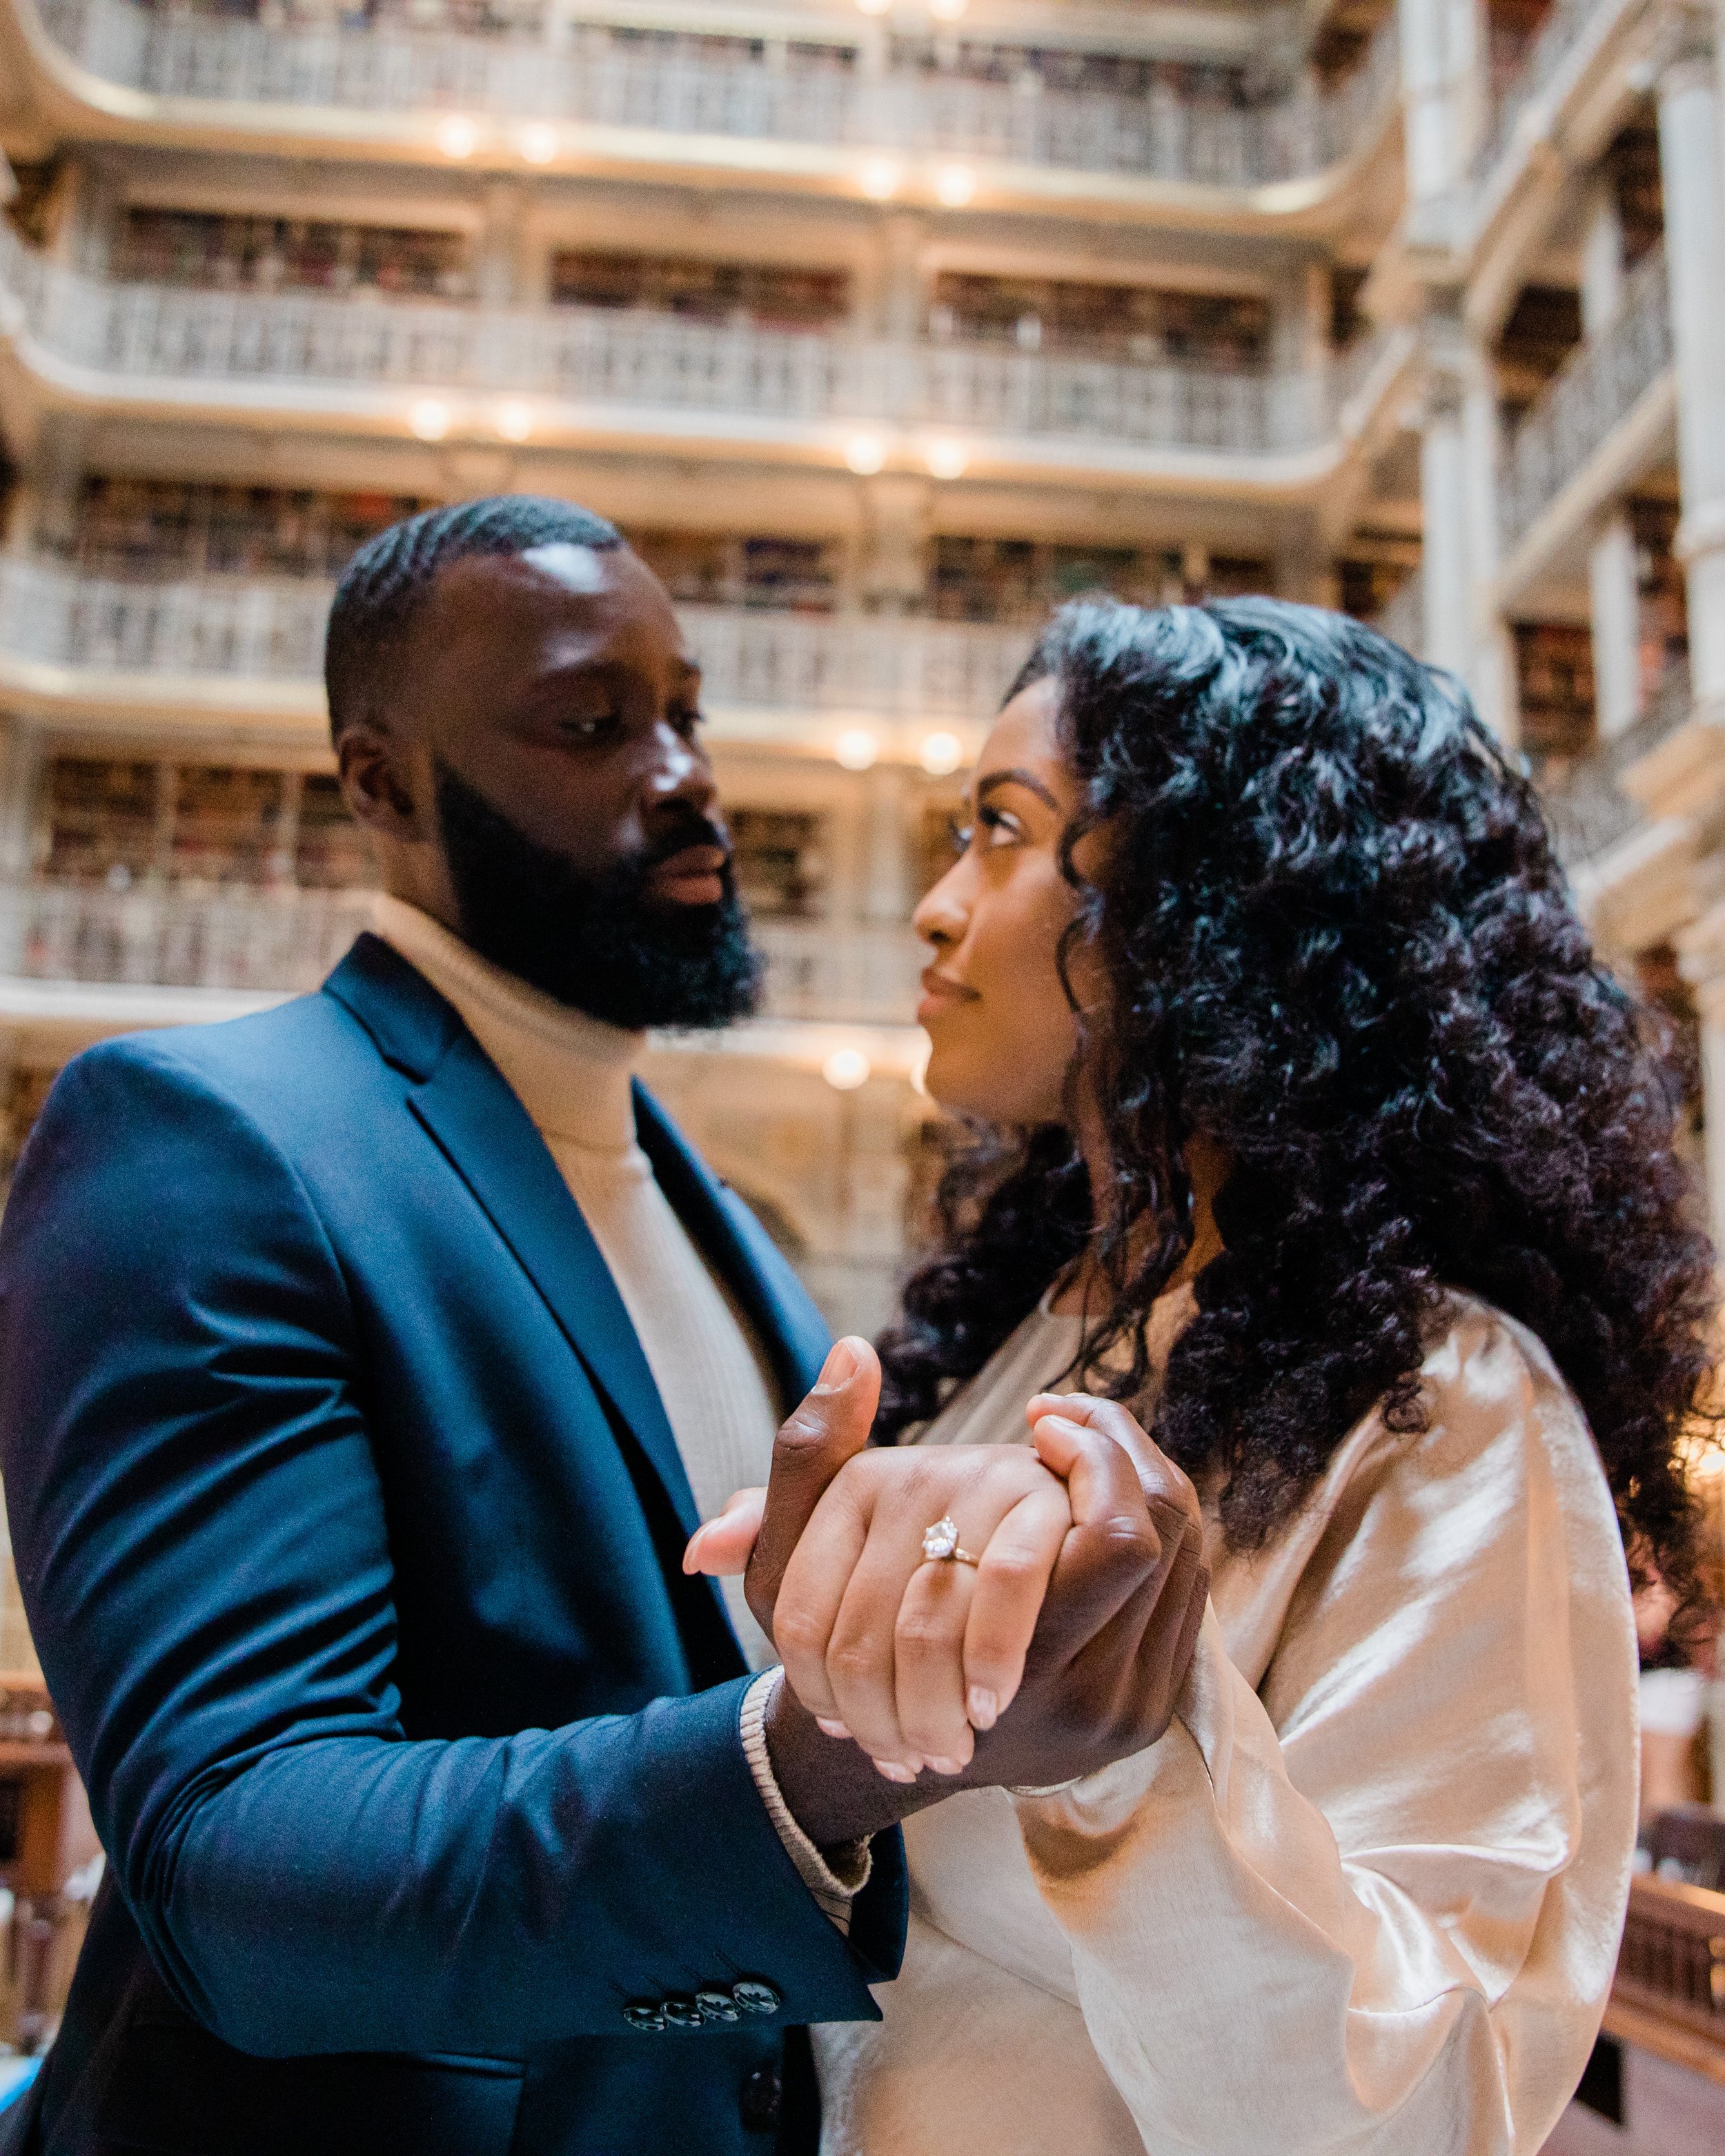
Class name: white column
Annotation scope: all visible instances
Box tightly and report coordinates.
[1579,177,1626,339]
[1658,38,1725,715]
[860,475,929,615]
[862,764,913,924]
[1461,337,1513,735]
[1421,371,1470,678]
[1588,513,1643,739]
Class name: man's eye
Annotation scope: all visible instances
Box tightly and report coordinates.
[562,713,621,742]
[671,705,706,739]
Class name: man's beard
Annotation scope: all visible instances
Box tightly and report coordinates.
[433,761,763,1031]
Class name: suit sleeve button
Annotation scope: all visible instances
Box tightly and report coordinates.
[662,1995,704,2028]
[731,1980,782,2017]
[696,1987,741,2022]
[740,2064,782,2131]
[622,2002,665,2030]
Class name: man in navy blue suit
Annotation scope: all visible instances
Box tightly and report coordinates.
[0,497,1203,2156]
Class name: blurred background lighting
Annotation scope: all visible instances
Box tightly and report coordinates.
[925,438,967,479]
[518,122,558,165]
[493,401,533,442]
[858,159,900,201]
[435,115,477,159]
[822,1047,872,1091]
[845,433,887,475]
[409,399,451,441]
[919,731,964,775]
[834,729,880,771]
[934,164,976,208]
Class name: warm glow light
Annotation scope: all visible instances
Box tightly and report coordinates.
[823,1047,872,1091]
[858,158,900,201]
[855,0,891,14]
[925,437,967,480]
[845,433,887,475]
[435,115,478,159]
[834,728,880,771]
[493,399,533,442]
[929,0,968,17]
[920,730,964,776]
[410,399,451,441]
[518,121,558,165]
[934,162,976,208]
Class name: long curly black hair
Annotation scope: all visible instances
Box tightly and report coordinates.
[876,598,1717,1613]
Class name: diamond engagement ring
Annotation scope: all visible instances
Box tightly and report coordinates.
[921,1516,980,1566]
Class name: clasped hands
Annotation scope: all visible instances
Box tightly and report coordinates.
[685,1336,1210,1836]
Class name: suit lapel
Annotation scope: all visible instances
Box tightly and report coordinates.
[325,937,704,1542]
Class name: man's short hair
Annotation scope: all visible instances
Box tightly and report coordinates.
[324,494,623,744]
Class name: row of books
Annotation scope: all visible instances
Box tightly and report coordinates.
[36,759,841,917]
[105,212,1285,372]
[37,760,375,891]
[56,484,1282,623]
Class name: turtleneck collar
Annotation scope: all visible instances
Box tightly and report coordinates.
[369,893,641,1154]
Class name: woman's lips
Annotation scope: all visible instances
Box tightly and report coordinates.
[646,844,729,907]
[917,969,977,1027]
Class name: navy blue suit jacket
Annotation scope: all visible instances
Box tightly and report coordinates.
[0,934,905,2156]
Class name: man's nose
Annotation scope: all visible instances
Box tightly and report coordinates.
[647,719,718,813]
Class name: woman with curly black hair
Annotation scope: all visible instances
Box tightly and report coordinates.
[693,595,1715,2154]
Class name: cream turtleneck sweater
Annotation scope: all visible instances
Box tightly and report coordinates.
[371,894,780,1666]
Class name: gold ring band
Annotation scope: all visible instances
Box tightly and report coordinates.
[921,1516,980,1567]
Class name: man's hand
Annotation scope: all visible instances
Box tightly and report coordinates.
[687,1358,1210,1846]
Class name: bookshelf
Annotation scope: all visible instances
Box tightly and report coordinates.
[551,253,851,332]
[113,208,475,300]
[928,273,1271,368]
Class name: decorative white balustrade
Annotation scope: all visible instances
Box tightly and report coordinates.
[1475,0,1642,184]
[0,224,1340,459]
[1501,250,1673,554]
[0,876,925,1021]
[0,554,1032,720]
[34,0,1400,190]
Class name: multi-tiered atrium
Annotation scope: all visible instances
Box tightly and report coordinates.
[0,0,1428,1336]
[2,0,1725,2118]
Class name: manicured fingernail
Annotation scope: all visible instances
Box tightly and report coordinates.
[925,1757,963,1776]
[680,1530,705,1574]
[967,1686,998,1731]
[816,1717,852,1739]
[816,1339,858,1390]
[874,1759,916,1783]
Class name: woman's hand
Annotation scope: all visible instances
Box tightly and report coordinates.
[770,1441,1075,1777]
[687,1346,1210,1794]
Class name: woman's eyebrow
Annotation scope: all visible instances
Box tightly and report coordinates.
[976,767,1061,811]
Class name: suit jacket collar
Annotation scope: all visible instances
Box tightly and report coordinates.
[324,936,808,1552]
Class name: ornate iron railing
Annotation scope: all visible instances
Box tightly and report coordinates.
[1536,657,1693,868]
[0,876,925,1021]
[0,554,1032,719]
[1475,0,1642,184]
[1500,250,1673,553]
[0,220,1354,458]
[34,0,1401,190]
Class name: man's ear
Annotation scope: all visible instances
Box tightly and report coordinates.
[336,721,429,842]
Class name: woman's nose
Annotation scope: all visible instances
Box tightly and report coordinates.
[913,862,969,947]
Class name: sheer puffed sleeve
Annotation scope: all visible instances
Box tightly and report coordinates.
[1012,1301,1639,2155]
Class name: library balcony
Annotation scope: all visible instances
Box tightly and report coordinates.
[1468,0,1658,314]
[0,552,1030,745]
[0,224,1387,491]
[1497,249,1675,602]
[8,0,1401,226]
[0,879,925,1027]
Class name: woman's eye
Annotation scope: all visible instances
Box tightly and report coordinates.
[978,806,1023,847]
